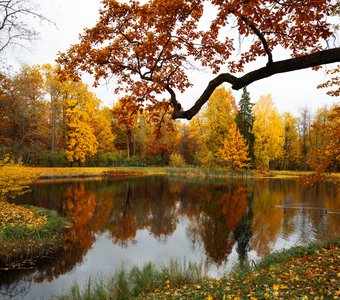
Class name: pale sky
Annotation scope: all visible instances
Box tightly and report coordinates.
[5,0,339,117]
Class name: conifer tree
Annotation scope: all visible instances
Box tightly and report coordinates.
[235,87,255,165]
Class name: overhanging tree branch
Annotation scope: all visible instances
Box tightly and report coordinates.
[172,48,340,120]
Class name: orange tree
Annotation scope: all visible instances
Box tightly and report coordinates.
[58,0,339,120]
[303,106,340,184]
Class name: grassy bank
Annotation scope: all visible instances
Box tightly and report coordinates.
[52,240,339,300]
[0,165,69,268]
[0,201,67,269]
[2,165,339,182]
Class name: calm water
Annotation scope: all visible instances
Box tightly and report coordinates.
[0,176,339,299]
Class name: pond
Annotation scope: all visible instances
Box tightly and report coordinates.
[0,176,339,299]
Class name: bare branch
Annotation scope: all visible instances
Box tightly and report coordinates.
[0,0,50,55]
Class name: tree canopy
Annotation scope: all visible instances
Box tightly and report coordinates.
[58,0,340,119]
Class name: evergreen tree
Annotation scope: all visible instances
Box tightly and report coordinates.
[235,88,255,165]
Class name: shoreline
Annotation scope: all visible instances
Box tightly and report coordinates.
[1,166,338,269]
[50,240,340,299]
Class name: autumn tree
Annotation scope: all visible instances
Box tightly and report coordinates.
[41,64,71,152]
[178,122,200,165]
[302,106,340,184]
[217,123,250,172]
[0,64,118,165]
[15,65,49,152]
[310,106,330,149]
[133,114,152,160]
[0,72,15,146]
[58,0,339,121]
[298,106,313,170]
[0,65,51,162]
[92,107,116,153]
[282,112,301,170]
[183,116,204,165]
[193,87,237,167]
[253,94,284,171]
[235,87,255,164]
[144,106,179,165]
[65,83,99,164]
[42,65,116,164]
[112,98,139,159]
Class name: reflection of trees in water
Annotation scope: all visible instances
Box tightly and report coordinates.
[250,179,284,256]
[106,178,179,245]
[181,183,250,265]
[250,179,339,256]
[2,177,339,292]
[234,192,254,267]
[199,185,248,265]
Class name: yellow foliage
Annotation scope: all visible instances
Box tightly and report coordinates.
[65,84,99,163]
[0,165,39,200]
[193,87,238,167]
[253,95,284,171]
[169,153,187,167]
[217,123,250,171]
[0,201,47,228]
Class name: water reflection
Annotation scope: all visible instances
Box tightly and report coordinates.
[0,176,339,299]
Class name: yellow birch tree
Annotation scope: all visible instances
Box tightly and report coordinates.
[253,94,284,171]
[65,83,98,164]
[195,86,237,167]
[282,112,301,170]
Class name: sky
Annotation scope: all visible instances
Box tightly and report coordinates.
[5,0,339,117]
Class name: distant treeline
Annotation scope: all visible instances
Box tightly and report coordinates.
[0,64,339,173]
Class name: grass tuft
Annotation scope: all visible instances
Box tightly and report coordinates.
[52,260,209,300]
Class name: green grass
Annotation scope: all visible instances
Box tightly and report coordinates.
[51,240,340,299]
[165,167,254,178]
[51,260,210,300]
[0,206,67,268]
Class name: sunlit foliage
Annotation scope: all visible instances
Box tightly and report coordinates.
[0,165,38,200]
[253,95,284,171]
[281,112,301,170]
[217,122,250,171]
[192,87,238,167]
[302,106,340,184]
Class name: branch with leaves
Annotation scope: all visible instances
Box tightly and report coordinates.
[58,0,339,120]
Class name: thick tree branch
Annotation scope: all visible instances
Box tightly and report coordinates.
[172,48,340,120]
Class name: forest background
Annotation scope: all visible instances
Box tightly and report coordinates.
[0,63,338,175]
[0,0,339,177]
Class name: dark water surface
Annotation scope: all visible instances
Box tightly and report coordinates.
[0,176,339,299]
